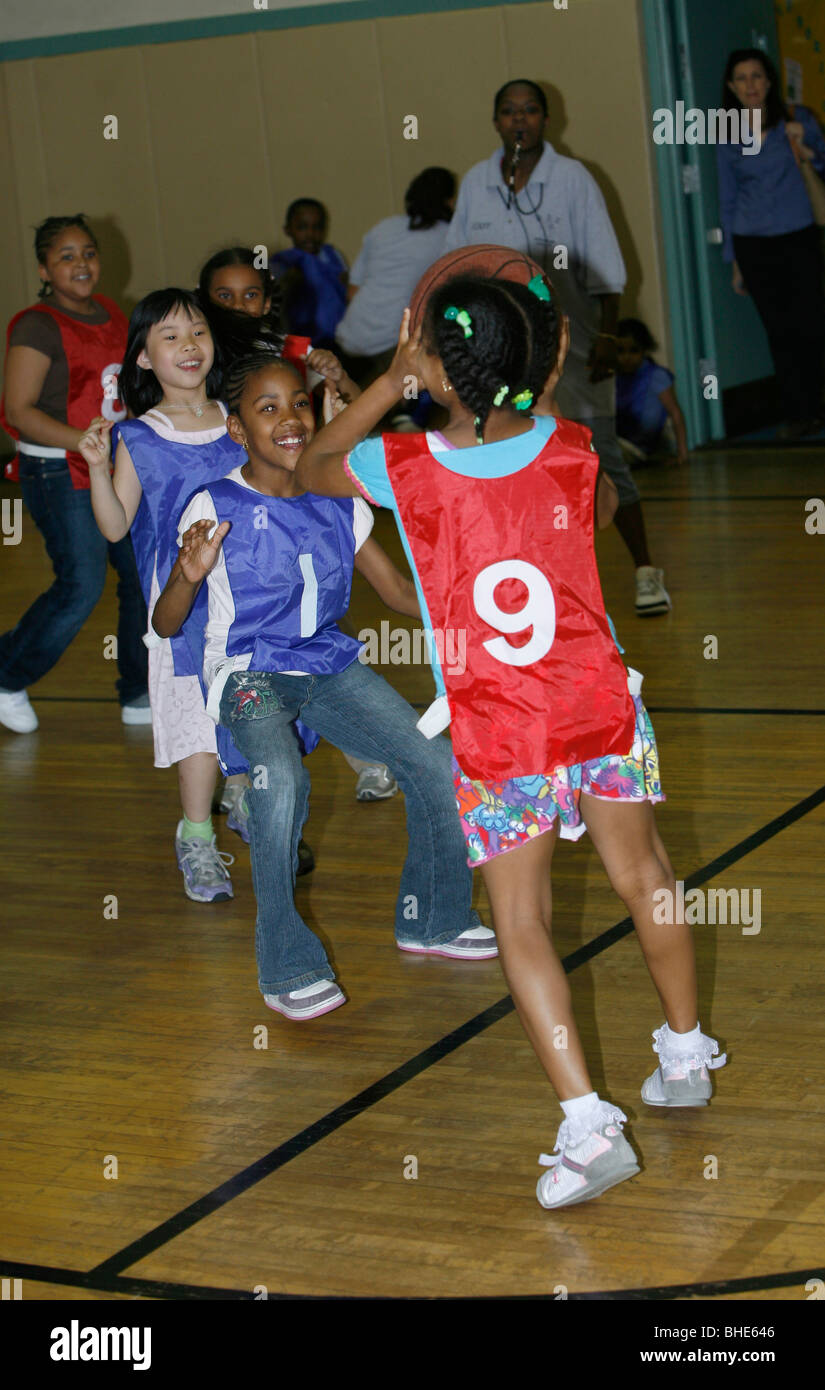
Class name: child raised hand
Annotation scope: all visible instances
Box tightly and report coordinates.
[152,519,231,639]
[77,416,114,472]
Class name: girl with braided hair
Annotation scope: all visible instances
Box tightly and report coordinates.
[151,350,496,1020]
[198,252,398,806]
[296,274,725,1209]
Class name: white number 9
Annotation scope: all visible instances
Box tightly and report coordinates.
[472,559,555,667]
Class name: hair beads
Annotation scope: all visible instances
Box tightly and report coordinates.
[427,275,559,445]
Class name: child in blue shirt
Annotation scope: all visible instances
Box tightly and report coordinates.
[616,318,688,465]
[272,199,348,350]
[152,350,496,1020]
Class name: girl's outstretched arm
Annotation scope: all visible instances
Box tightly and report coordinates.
[152,518,230,637]
[296,309,420,497]
[354,537,420,617]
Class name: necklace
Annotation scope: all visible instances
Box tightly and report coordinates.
[158,401,212,419]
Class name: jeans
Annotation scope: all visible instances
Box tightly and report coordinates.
[0,457,148,704]
[218,660,478,995]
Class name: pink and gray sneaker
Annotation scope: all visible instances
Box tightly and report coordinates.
[264,980,346,1020]
[641,1024,727,1107]
[537,1102,640,1210]
[397,924,498,959]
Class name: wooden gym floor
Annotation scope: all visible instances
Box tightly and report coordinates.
[0,447,823,1302]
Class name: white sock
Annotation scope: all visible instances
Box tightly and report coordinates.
[561,1091,600,1124]
[663,1022,701,1051]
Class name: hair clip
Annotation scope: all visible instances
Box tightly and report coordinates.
[444,305,473,338]
[493,384,510,407]
[527,274,551,302]
[512,389,534,411]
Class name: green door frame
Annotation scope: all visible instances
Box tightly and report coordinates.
[640,0,712,447]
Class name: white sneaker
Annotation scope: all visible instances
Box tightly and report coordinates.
[635,566,671,616]
[641,1024,727,1107]
[536,1102,640,1209]
[0,688,38,733]
[121,694,152,725]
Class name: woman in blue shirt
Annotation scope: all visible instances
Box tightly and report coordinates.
[717,49,825,437]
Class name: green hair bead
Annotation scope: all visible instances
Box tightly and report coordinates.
[527,274,551,302]
[512,389,534,411]
[444,305,473,338]
[493,384,509,407]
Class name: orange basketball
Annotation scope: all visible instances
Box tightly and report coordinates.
[408,244,550,334]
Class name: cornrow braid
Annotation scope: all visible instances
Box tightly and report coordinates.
[425,275,558,441]
[221,350,303,418]
[427,278,530,441]
[494,279,560,406]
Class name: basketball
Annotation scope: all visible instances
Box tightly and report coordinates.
[408,244,550,334]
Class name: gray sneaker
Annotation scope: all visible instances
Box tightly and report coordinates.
[537,1103,640,1209]
[264,980,345,1020]
[355,765,398,801]
[641,1025,726,1107]
[226,794,250,844]
[175,821,234,903]
[635,566,671,616]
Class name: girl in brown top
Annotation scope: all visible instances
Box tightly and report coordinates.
[0,215,149,733]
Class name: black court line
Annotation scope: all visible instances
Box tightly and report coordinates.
[84,780,825,1281]
[0,1256,822,1302]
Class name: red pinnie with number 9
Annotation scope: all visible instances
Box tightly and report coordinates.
[296,270,726,1215]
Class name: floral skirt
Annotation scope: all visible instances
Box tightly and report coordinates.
[453,692,663,867]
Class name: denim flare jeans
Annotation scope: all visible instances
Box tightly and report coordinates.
[0,456,148,704]
[218,659,479,996]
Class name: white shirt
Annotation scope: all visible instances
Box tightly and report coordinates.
[178,467,374,719]
[445,142,626,419]
[336,215,451,357]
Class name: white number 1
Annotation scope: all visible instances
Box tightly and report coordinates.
[298,553,318,636]
[472,559,555,667]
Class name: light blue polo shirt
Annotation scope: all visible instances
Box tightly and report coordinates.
[445,142,626,420]
[336,215,451,356]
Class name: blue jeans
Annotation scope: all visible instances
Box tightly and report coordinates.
[219,660,478,995]
[0,457,148,704]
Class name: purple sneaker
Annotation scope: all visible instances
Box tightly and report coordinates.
[226,795,250,844]
[175,821,234,903]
